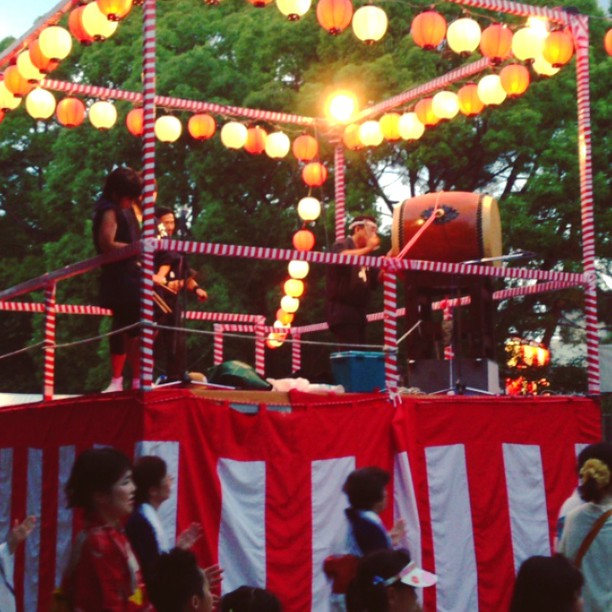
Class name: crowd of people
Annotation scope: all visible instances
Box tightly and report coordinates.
[1,442,611,610]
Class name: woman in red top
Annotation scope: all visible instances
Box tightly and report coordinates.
[61,448,151,611]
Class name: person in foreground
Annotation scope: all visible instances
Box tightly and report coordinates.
[60,447,151,611]
[509,554,583,612]
[149,548,213,612]
[558,442,612,612]
[346,548,436,612]
[220,585,282,611]
[0,516,36,612]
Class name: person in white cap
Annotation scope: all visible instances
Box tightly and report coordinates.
[346,548,436,612]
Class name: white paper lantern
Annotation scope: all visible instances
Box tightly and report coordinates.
[477,74,507,106]
[446,17,481,55]
[17,51,44,82]
[25,87,56,119]
[297,196,321,222]
[431,91,460,120]
[39,26,73,61]
[89,100,117,130]
[82,1,119,40]
[220,121,248,149]
[0,82,22,111]
[276,0,311,20]
[154,115,182,142]
[398,112,425,140]
[352,6,388,44]
[358,120,383,147]
[265,131,291,158]
[288,260,309,279]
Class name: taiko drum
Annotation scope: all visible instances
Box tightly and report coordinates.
[391,191,502,264]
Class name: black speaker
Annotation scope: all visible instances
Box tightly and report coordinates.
[406,358,500,394]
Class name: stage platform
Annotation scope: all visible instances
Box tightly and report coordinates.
[0,389,601,612]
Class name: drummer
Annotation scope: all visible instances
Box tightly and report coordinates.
[326,215,381,348]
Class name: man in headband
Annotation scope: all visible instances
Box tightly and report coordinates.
[326,215,381,347]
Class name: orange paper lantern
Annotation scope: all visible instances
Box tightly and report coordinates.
[479,23,513,64]
[29,40,59,74]
[457,83,484,116]
[292,134,319,161]
[3,65,34,98]
[414,98,440,127]
[188,113,216,141]
[69,6,95,44]
[605,29,612,57]
[244,125,267,154]
[293,229,315,251]
[56,96,86,127]
[543,29,574,67]
[500,63,530,97]
[126,107,144,136]
[276,308,295,326]
[316,0,353,35]
[411,10,447,50]
[302,162,328,187]
[96,0,133,21]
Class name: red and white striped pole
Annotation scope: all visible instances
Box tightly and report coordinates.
[291,331,302,374]
[139,0,158,390]
[571,14,600,394]
[383,265,399,394]
[334,143,346,241]
[43,282,57,401]
[255,316,265,376]
[214,324,223,366]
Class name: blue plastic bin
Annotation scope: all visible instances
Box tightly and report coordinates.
[330,351,386,392]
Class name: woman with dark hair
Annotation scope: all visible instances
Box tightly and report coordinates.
[509,555,583,612]
[346,548,436,612]
[220,586,282,612]
[559,442,612,612]
[60,447,151,611]
[126,456,203,591]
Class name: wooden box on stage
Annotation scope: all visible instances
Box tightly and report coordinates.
[406,358,501,394]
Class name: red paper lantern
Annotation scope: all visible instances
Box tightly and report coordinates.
[292,134,318,161]
[302,162,328,186]
[69,6,95,45]
[188,113,216,141]
[479,23,513,64]
[543,29,574,67]
[244,125,267,154]
[411,10,447,50]
[96,0,133,21]
[3,65,34,98]
[247,0,274,6]
[457,83,484,116]
[500,64,530,98]
[56,96,86,127]
[126,108,143,136]
[414,98,440,127]
[29,40,60,74]
[293,229,315,251]
[605,29,612,57]
[316,0,353,35]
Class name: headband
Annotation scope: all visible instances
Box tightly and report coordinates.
[348,219,378,231]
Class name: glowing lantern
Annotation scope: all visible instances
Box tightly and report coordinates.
[316,0,353,35]
[293,229,315,251]
[39,26,73,61]
[414,98,440,127]
[126,107,144,136]
[457,83,484,116]
[500,64,530,97]
[29,40,59,74]
[0,82,22,111]
[284,278,305,298]
[266,332,285,349]
[97,0,133,21]
[352,5,388,44]
[511,25,544,62]
[3,65,34,98]
[297,196,321,221]
[605,29,612,57]
[17,51,44,82]
[69,6,95,45]
[82,1,119,40]
[479,23,513,64]
[276,308,295,325]
[398,112,425,140]
[248,0,274,7]
[477,74,507,106]
[379,112,401,141]
[543,29,574,67]
[155,115,182,142]
[342,123,362,150]
[220,121,248,149]
[326,92,357,124]
[188,113,216,141]
[411,10,447,50]
[276,0,311,20]
[446,17,481,55]
[56,96,86,127]
[302,162,327,187]
[244,125,267,154]
[293,134,318,161]
[288,260,309,279]
[431,91,459,120]
[89,100,118,130]
[532,54,560,77]
[25,88,56,120]
[280,295,300,313]
[359,120,383,147]
[265,131,291,159]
